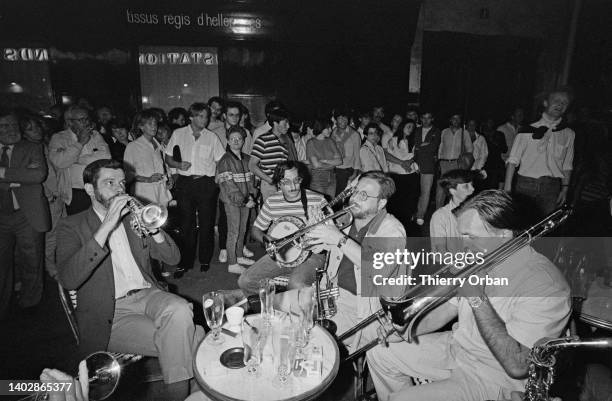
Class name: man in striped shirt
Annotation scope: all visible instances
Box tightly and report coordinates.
[249,109,295,201]
[238,161,327,295]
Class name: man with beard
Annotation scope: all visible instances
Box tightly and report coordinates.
[57,159,204,401]
[237,161,327,295]
[274,171,407,350]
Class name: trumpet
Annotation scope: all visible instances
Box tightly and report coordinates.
[126,196,168,237]
[339,205,573,362]
[21,352,143,401]
[264,179,358,267]
[264,205,356,264]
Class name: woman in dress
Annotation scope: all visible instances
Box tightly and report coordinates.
[123,109,172,207]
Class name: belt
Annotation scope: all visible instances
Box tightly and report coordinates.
[179,174,213,179]
[439,158,458,162]
[116,288,145,300]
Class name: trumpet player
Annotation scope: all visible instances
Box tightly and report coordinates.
[276,171,408,347]
[366,190,571,401]
[57,159,204,401]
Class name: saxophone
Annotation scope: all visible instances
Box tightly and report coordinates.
[524,336,612,401]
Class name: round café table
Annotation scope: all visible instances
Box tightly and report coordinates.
[194,313,340,401]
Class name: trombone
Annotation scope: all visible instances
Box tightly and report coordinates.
[339,205,573,362]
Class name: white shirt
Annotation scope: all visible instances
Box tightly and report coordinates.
[385,137,418,174]
[124,136,171,206]
[429,200,460,253]
[471,132,489,170]
[450,246,570,393]
[506,115,575,179]
[94,209,151,299]
[438,128,473,160]
[165,125,225,177]
[497,122,518,161]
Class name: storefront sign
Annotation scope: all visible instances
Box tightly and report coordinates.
[3,48,49,62]
[138,51,218,65]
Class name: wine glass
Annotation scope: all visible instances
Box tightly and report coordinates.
[203,291,225,345]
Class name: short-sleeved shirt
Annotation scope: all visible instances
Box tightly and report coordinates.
[251,131,289,179]
[429,201,461,253]
[165,125,225,177]
[506,116,575,179]
[306,137,340,171]
[253,189,326,232]
[450,246,571,392]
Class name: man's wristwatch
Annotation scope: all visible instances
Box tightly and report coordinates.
[337,235,349,249]
[467,295,487,309]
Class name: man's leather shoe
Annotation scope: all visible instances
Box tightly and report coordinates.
[200,263,210,272]
[173,267,186,279]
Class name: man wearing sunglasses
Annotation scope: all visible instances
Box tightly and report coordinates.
[237,160,327,295]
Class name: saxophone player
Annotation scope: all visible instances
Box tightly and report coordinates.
[366,190,571,401]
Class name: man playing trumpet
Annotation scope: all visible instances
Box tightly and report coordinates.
[57,159,204,401]
[275,171,408,350]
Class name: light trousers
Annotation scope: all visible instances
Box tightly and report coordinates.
[107,288,205,383]
[367,331,507,401]
[224,203,250,264]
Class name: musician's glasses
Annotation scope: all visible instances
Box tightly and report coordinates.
[351,190,380,202]
[279,177,303,187]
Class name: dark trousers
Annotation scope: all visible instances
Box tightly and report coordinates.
[218,201,227,250]
[0,210,44,319]
[175,176,219,268]
[335,168,354,197]
[388,173,420,230]
[66,188,91,216]
[515,175,561,220]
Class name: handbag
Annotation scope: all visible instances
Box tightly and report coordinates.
[457,128,475,170]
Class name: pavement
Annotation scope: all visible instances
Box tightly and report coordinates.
[0,238,358,400]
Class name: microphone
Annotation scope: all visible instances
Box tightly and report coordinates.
[173,145,182,163]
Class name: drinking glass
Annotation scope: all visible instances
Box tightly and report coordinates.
[272,321,296,387]
[203,291,225,345]
[295,287,316,349]
[242,318,266,377]
[259,278,276,326]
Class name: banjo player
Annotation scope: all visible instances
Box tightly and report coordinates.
[237,160,328,295]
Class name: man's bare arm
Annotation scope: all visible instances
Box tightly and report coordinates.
[472,299,530,378]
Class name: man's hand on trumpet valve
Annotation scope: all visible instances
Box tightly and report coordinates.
[375,316,408,346]
[305,223,344,251]
[101,194,131,232]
